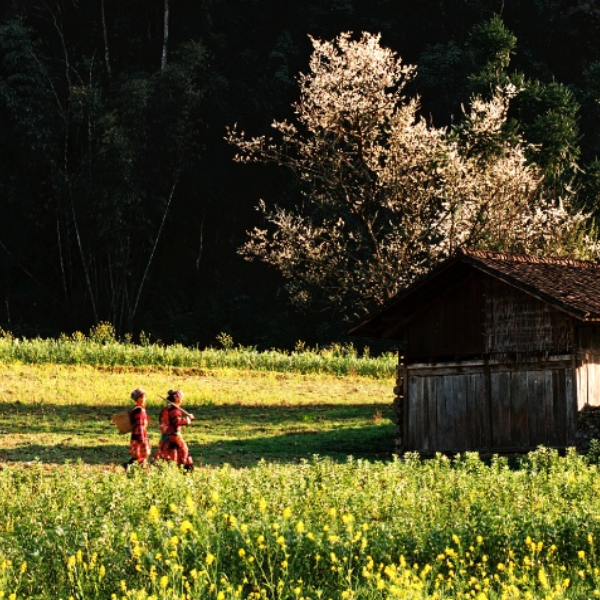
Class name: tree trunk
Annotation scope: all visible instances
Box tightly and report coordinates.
[161,0,169,70]
[100,0,112,82]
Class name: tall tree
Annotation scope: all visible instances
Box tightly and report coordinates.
[228,32,592,319]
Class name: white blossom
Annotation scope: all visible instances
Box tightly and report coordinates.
[227,32,593,318]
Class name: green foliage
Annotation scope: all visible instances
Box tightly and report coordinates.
[216,331,235,350]
[3,451,600,598]
[466,15,517,94]
[2,3,600,344]
[416,40,469,121]
[582,158,600,215]
[87,322,117,345]
[511,80,581,179]
[0,330,395,378]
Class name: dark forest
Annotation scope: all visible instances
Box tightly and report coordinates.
[1,0,600,348]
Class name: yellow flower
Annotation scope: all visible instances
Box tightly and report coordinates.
[205,553,216,565]
[578,550,586,559]
[282,507,292,519]
[238,548,246,558]
[159,576,169,589]
[258,498,267,512]
[67,555,76,570]
[180,520,194,534]
[130,532,138,543]
[185,495,196,515]
[148,506,160,522]
[217,592,225,600]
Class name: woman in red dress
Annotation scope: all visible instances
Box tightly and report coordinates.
[155,389,195,471]
[123,387,151,471]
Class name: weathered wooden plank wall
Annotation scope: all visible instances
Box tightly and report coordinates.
[484,280,572,355]
[404,359,574,453]
[575,355,600,409]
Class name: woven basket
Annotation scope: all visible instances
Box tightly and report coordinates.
[111,409,132,434]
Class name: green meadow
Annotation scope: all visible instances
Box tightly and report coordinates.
[3,333,600,599]
[0,361,395,467]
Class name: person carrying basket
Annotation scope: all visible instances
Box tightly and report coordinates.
[155,389,195,471]
[122,387,151,471]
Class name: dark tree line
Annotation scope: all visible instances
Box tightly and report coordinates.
[1,0,600,348]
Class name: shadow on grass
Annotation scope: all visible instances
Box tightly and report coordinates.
[196,424,396,467]
[0,402,396,467]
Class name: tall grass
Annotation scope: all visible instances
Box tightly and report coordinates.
[0,326,395,379]
[3,450,600,599]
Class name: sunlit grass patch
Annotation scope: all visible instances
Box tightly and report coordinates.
[0,363,394,466]
[0,328,396,379]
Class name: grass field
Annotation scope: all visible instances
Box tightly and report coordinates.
[0,362,395,468]
[4,337,600,599]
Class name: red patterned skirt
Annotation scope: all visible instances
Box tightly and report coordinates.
[128,440,152,462]
[156,434,193,466]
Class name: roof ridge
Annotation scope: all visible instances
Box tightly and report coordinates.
[459,248,600,268]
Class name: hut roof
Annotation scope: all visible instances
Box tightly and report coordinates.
[349,249,600,339]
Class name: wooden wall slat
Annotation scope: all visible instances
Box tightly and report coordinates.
[551,370,567,446]
[542,370,554,446]
[510,371,529,450]
[527,373,544,447]
[426,377,437,452]
[491,372,512,448]
[466,374,487,450]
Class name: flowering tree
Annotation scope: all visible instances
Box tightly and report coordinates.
[227,32,591,319]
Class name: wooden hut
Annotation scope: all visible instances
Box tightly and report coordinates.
[349,249,600,455]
